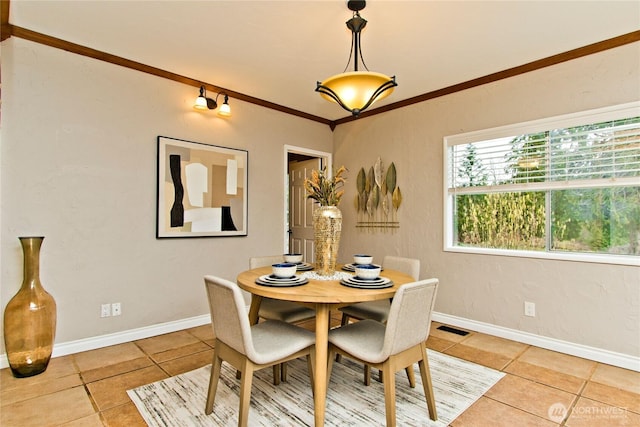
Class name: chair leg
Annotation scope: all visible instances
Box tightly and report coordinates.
[281,362,288,382]
[405,364,416,388]
[272,364,280,385]
[382,362,397,427]
[418,344,437,421]
[238,360,254,427]
[335,314,350,362]
[327,348,336,389]
[363,364,371,386]
[306,351,315,398]
[340,313,349,327]
[205,352,223,415]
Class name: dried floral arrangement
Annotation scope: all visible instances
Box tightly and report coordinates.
[355,157,402,229]
[304,165,347,207]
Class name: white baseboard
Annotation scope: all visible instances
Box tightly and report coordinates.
[0,314,211,370]
[2,312,638,372]
[431,312,640,372]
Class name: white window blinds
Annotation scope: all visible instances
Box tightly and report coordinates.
[447,108,640,195]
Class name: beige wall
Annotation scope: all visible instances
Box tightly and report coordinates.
[334,43,640,357]
[1,36,639,361]
[0,38,333,349]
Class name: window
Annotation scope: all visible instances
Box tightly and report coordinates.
[444,102,639,265]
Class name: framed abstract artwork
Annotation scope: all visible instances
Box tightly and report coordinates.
[156,136,248,238]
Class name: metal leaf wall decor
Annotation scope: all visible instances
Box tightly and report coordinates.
[355,157,401,231]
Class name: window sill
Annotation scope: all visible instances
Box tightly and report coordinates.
[444,245,639,267]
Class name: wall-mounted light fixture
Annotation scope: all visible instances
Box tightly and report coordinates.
[315,0,396,117]
[217,94,232,117]
[193,85,232,117]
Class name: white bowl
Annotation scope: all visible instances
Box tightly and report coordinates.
[283,253,303,264]
[354,264,381,280]
[272,263,297,278]
[353,254,373,265]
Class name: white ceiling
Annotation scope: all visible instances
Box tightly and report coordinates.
[8,1,640,121]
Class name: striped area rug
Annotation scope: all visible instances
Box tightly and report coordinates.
[128,349,504,426]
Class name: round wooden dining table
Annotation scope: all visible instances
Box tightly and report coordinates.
[236,265,416,426]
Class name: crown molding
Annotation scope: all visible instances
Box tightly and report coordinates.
[2,0,638,131]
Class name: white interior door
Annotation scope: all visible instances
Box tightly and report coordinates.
[289,158,321,263]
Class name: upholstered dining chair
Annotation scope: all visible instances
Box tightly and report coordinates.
[203,275,315,427]
[327,278,439,427]
[337,255,420,385]
[250,255,316,384]
[339,256,420,324]
[250,255,316,324]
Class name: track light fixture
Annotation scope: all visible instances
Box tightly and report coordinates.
[316,0,397,117]
[193,85,232,117]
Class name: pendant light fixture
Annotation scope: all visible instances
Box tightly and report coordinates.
[193,86,232,117]
[316,0,397,117]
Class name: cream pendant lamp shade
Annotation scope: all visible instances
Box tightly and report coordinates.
[317,71,396,114]
[316,0,396,117]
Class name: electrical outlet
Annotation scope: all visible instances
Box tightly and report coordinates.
[101,303,111,318]
[112,302,121,316]
[524,301,536,317]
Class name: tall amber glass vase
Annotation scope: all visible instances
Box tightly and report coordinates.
[313,206,342,276]
[3,236,57,377]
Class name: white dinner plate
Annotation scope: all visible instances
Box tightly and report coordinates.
[259,274,305,282]
[256,275,308,287]
[342,263,383,272]
[262,274,299,282]
[340,277,393,289]
[296,263,314,271]
[347,276,390,285]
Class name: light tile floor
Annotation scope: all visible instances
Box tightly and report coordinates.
[1,317,638,426]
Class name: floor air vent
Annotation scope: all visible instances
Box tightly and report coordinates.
[437,325,470,336]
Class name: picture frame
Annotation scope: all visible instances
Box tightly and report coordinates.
[156,136,248,238]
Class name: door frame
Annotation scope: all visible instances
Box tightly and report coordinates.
[283,145,332,251]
